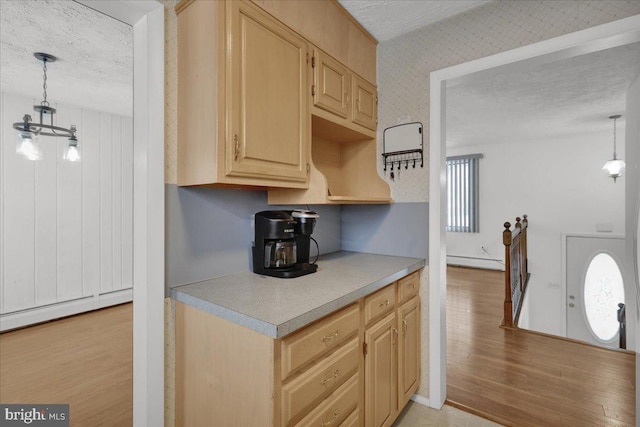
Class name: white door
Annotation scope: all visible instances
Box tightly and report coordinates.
[566,235,626,349]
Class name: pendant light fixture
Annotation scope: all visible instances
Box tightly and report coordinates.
[12,52,80,162]
[602,114,625,182]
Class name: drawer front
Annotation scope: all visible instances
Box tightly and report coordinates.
[281,304,359,379]
[340,409,359,427]
[364,284,396,325]
[294,374,358,427]
[282,338,359,424]
[398,271,419,303]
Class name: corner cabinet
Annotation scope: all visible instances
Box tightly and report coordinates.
[176,0,309,188]
[175,270,421,426]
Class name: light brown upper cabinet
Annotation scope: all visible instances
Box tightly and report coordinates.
[311,47,378,132]
[352,74,377,131]
[269,47,390,205]
[176,0,309,187]
[312,49,350,119]
[254,0,377,85]
[177,0,389,202]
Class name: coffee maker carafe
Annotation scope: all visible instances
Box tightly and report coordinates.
[252,210,319,278]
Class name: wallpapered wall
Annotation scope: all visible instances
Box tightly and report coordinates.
[160,1,640,424]
[377,0,640,203]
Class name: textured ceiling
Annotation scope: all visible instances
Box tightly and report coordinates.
[338,0,492,42]
[0,0,132,117]
[2,0,636,142]
[446,42,640,147]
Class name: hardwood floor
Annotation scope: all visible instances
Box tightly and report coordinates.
[0,303,132,426]
[446,266,635,427]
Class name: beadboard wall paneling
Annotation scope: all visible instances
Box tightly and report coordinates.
[0,91,134,316]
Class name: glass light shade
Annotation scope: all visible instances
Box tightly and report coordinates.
[602,158,625,180]
[16,131,42,161]
[63,138,80,162]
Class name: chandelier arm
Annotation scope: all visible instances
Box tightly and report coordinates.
[13,122,75,138]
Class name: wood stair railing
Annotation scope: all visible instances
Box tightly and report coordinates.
[502,215,530,328]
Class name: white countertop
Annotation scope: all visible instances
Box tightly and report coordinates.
[170,251,425,338]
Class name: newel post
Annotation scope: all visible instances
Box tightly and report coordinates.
[503,222,513,327]
[522,214,528,275]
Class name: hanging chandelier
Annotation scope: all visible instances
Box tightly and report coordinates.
[12,52,80,162]
[602,114,624,182]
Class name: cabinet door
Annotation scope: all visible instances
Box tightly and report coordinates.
[398,296,420,408]
[227,1,309,183]
[352,75,377,131]
[364,312,397,427]
[313,49,350,119]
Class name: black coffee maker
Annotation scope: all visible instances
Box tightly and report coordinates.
[252,210,319,278]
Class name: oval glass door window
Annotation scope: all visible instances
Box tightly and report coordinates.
[583,253,625,341]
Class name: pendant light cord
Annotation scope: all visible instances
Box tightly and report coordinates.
[612,116,617,159]
[41,59,49,107]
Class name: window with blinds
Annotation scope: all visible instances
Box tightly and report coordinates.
[446,154,483,233]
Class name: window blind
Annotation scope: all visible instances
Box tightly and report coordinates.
[446,154,483,233]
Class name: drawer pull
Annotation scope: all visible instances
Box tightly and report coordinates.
[320,369,340,385]
[409,282,416,289]
[322,411,339,426]
[321,330,339,343]
[378,299,390,308]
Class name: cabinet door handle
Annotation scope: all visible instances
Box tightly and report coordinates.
[378,299,390,308]
[233,134,239,160]
[320,369,340,385]
[321,330,339,343]
[402,319,408,336]
[322,411,339,426]
[392,327,398,345]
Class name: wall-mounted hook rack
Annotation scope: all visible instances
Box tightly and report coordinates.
[382,122,423,175]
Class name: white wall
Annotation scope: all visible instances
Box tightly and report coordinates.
[0,91,133,329]
[623,74,640,414]
[447,130,626,336]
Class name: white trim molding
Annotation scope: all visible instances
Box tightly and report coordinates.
[411,394,431,408]
[429,14,640,410]
[76,1,165,426]
[0,290,132,331]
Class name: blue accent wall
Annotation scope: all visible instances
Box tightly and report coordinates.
[165,185,341,294]
[166,184,428,295]
[341,203,429,261]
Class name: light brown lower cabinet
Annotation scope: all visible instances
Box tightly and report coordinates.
[175,271,420,426]
[364,311,397,427]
